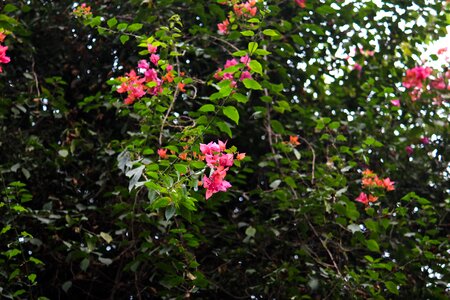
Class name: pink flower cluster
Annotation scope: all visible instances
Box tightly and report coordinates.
[0,32,10,73]
[200,140,243,200]
[117,44,170,104]
[214,56,252,88]
[402,66,432,89]
[217,1,258,34]
[401,66,449,104]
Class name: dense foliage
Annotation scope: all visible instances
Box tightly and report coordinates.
[1,0,449,299]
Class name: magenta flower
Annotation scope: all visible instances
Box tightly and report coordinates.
[390,99,400,107]
[405,145,413,156]
[420,137,430,145]
[150,54,160,66]
[200,142,221,155]
[137,59,149,71]
[203,167,232,200]
[224,58,238,69]
[0,45,10,64]
[240,71,252,81]
[147,44,158,54]
[353,63,362,71]
[402,66,432,89]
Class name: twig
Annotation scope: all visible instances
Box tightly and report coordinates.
[209,35,240,52]
[31,56,41,97]
[306,216,342,278]
[298,136,316,185]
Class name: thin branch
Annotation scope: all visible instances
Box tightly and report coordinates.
[306,216,342,278]
[298,136,316,185]
[208,35,240,52]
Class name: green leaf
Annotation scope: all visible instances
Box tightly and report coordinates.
[100,232,113,244]
[62,281,72,293]
[385,281,399,295]
[128,23,143,32]
[249,60,263,75]
[120,35,130,44]
[216,121,232,137]
[248,42,258,54]
[366,239,380,253]
[223,106,239,125]
[174,164,188,174]
[165,205,176,220]
[80,258,90,272]
[5,249,21,259]
[245,226,256,237]
[270,120,285,134]
[232,50,248,57]
[240,30,254,36]
[58,149,69,157]
[262,29,280,37]
[107,17,117,28]
[198,104,215,112]
[28,273,37,283]
[254,49,272,56]
[117,23,128,31]
[3,4,18,13]
[316,5,336,15]
[242,78,262,90]
[233,93,248,103]
[152,197,171,209]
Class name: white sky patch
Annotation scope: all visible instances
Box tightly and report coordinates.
[421,26,450,69]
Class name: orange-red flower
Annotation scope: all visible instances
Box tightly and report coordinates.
[289,135,300,146]
[157,148,168,159]
[178,82,186,92]
[236,153,246,160]
[178,152,188,160]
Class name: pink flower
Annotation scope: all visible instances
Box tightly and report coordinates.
[0,45,10,64]
[219,153,234,167]
[147,44,158,54]
[420,137,430,145]
[402,66,432,89]
[390,99,400,107]
[224,58,238,69]
[353,63,362,71]
[383,178,395,191]
[295,0,306,8]
[137,59,149,71]
[405,145,413,156]
[223,72,234,80]
[355,192,369,205]
[218,140,227,151]
[240,55,251,66]
[203,167,232,199]
[218,19,230,34]
[240,71,252,81]
[430,77,446,90]
[214,68,223,80]
[205,154,219,168]
[200,142,221,155]
[150,54,160,66]
[166,64,173,72]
